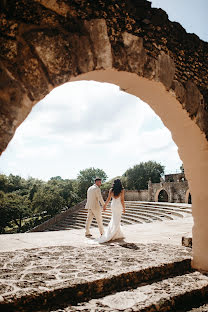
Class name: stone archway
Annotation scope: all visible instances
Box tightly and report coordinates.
[0,0,208,271]
[158,189,168,202]
[154,187,169,202]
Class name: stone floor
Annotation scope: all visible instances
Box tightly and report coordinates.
[0,216,193,251]
[0,216,201,312]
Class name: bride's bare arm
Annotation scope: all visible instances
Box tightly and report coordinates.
[103,189,112,211]
[121,189,125,213]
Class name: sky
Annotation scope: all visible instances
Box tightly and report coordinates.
[0,0,207,182]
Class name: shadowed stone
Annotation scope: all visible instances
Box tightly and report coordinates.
[156,51,175,90]
[70,34,94,74]
[171,79,186,103]
[122,32,147,75]
[184,80,202,117]
[0,64,32,151]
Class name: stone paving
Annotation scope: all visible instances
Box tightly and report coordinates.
[0,217,198,311]
[66,271,208,312]
[0,242,192,311]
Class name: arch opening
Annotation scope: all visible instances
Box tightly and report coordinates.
[1,69,208,271]
[158,190,168,202]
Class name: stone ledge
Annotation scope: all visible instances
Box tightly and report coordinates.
[68,271,208,312]
[0,243,192,311]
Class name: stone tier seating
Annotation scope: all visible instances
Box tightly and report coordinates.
[30,201,192,233]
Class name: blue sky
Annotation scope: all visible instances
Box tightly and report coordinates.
[0,0,207,181]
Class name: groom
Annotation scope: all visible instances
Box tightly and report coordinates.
[85,177,105,237]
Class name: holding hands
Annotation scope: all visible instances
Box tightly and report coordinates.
[103,203,107,211]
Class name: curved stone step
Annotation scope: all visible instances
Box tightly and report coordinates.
[125,203,192,214]
[43,201,192,232]
[125,207,182,219]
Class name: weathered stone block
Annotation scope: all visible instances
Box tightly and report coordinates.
[84,19,112,70]
[122,32,147,75]
[171,80,186,103]
[196,105,208,139]
[184,80,202,117]
[156,52,175,90]
[143,55,157,80]
[182,236,192,248]
[25,30,75,86]
[70,34,94,74]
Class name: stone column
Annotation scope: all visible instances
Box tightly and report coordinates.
[191,176,208,272]
[169,186,174,203]
[148,179,152,202]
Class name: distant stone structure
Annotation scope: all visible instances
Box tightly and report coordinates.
[123,173,191,203]
[149,173,191,203]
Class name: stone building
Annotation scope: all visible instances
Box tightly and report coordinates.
[122,173,191,204]
[148,173,191,203]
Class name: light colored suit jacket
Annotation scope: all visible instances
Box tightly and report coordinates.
[85,184,105,211]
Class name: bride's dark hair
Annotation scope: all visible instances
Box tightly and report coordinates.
[111,179,123,197]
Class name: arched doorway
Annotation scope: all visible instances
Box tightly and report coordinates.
[158,189,168,202]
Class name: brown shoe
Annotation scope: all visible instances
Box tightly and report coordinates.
[85,233,92,237]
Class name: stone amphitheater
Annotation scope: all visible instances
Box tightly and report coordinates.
[31,201,192,232]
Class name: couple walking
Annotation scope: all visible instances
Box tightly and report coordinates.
[85,177,125,243]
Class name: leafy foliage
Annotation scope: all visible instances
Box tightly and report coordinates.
[0,174,79,233]
[123,161,165,190]
[77,167,107,199]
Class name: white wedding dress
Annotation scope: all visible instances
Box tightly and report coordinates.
[98,196,124,243]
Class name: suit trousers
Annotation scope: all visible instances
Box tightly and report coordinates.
[85,208,104,235]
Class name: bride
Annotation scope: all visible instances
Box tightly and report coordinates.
[98,179,125,243]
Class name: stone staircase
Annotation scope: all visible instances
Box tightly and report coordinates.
[2,242,208,312]
[44,201,192,232]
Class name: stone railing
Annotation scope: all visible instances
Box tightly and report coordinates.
[29,199,87,232]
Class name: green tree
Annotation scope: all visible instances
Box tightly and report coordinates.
[32,190,66,217]
[77,167,107,199]
[123,161,165,190]
[101,176,126,190]
[0,191,10,233]
[0,174,8,193]
[0,192,31,233]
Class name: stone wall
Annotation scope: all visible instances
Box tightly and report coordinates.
[0,0,208,153]
[125,190,148,201]
[150,181,189,203]
[165,173,186,182]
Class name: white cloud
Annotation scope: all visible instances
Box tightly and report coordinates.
[0,81,182,181]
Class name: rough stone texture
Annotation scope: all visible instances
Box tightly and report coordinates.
[188,304,208,312]
[184,80,204,118]
[0,0,208,153]
[149,180,189,203]
[156,51,175,90]
[0,242,192,311]
[84,19,113,70]
[67,271,208,312]
[122,32,147,74]
[182,236,192,248]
